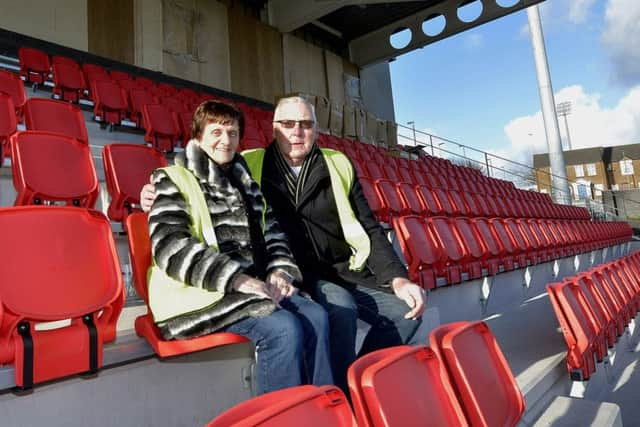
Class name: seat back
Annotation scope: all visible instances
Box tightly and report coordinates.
[125,212,152,302]
[142,103,180,152]
[0,206,124,388]
[0,93,17,164]
[103,144,167,223]
[207,385,357,427]
[52,62,85,102]
[347,345,468,427]
[11,131,99,207]
[24,98,89,145]
[547,281,601,380]
[18,47,50,84]
[392,215,442,289]
[0,69,27,120]
[430,321,525,427]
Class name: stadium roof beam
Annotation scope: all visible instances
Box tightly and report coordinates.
[267,0,409,34]
[348,0,544,67]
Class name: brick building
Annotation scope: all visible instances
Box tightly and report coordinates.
[533,144,640,201]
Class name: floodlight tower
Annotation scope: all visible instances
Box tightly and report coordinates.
[527,5,572,205]
[556,101,573,150]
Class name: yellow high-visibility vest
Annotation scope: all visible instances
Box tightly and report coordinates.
[242,148,371,271]
[148,165,224,323]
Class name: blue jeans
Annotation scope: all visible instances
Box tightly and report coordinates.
[312,280,422,394]
[221,293,333,394]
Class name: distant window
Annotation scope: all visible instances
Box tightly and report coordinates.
[620,159,634,175]
[586,163,597,176]
[577,184,588,199]
[574,165,584,177]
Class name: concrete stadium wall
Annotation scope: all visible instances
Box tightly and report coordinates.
[0,0,395,118]
[0,0,88,52]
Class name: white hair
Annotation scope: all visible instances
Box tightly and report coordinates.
[273,96,317,123]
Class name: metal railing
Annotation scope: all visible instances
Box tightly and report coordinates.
[396,122,639,222]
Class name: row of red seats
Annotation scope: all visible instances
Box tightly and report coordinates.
[318,131,562,211]
[394,215,632,289]
[547,253,640,381]
[361,177,587,223]
[6,129,165,224]
[0,97,89,166]
[207,320,524,427]
[17,46,275,121]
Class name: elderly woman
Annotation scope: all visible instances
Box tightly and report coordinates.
[148,100,332,394]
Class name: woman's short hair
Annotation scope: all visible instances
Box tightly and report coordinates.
[191,100,245,140]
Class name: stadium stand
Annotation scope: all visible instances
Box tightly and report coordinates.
[0,18,635,424]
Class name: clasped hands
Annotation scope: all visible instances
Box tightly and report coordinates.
[232,270,297,304]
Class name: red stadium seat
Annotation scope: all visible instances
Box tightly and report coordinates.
[160,96,188,113]
[547,282,600,381]
[415,185,444,216]
[0,69,28,122]
[125,212,249,357]
[374,179,406,222]
[102,144,167,224]
[427,217,466,283]
[207,385,356,427]
[82,64,111,99]
[135,77,155,89]
[142,103,181,152]
[430,321,525,427]
[51,55,79,70]
[109,70,131,81]
[347,345,467,427]
[396,182,425,216]
[24,98,89,145]
[0,93,17,166]
[0,206,124,389]
[91,80,129,126]
[472,218,509,274]
[359,177,385,222]
[128,88,157,127]
[52,62,86,103]
[392,215,441,289]
[10,131,99,207]
[18,47,50,86]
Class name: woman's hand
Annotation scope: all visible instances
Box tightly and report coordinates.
[232,274,272,300]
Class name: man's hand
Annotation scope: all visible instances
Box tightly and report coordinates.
[140,178,157,213]
[391,277,426,320]
[266,270,298,303]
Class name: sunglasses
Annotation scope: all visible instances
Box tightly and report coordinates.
[275,120,315,130]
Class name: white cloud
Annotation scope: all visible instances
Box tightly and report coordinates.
[517,0,596,39]
[538,0,596,26]
[602,0,640,85]
[498,85,640,166]
[464,33,484,49]
[568,0,598,24]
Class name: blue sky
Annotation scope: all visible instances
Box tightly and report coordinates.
[390,0,640,166]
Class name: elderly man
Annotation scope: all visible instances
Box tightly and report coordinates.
[142,96,425,393]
